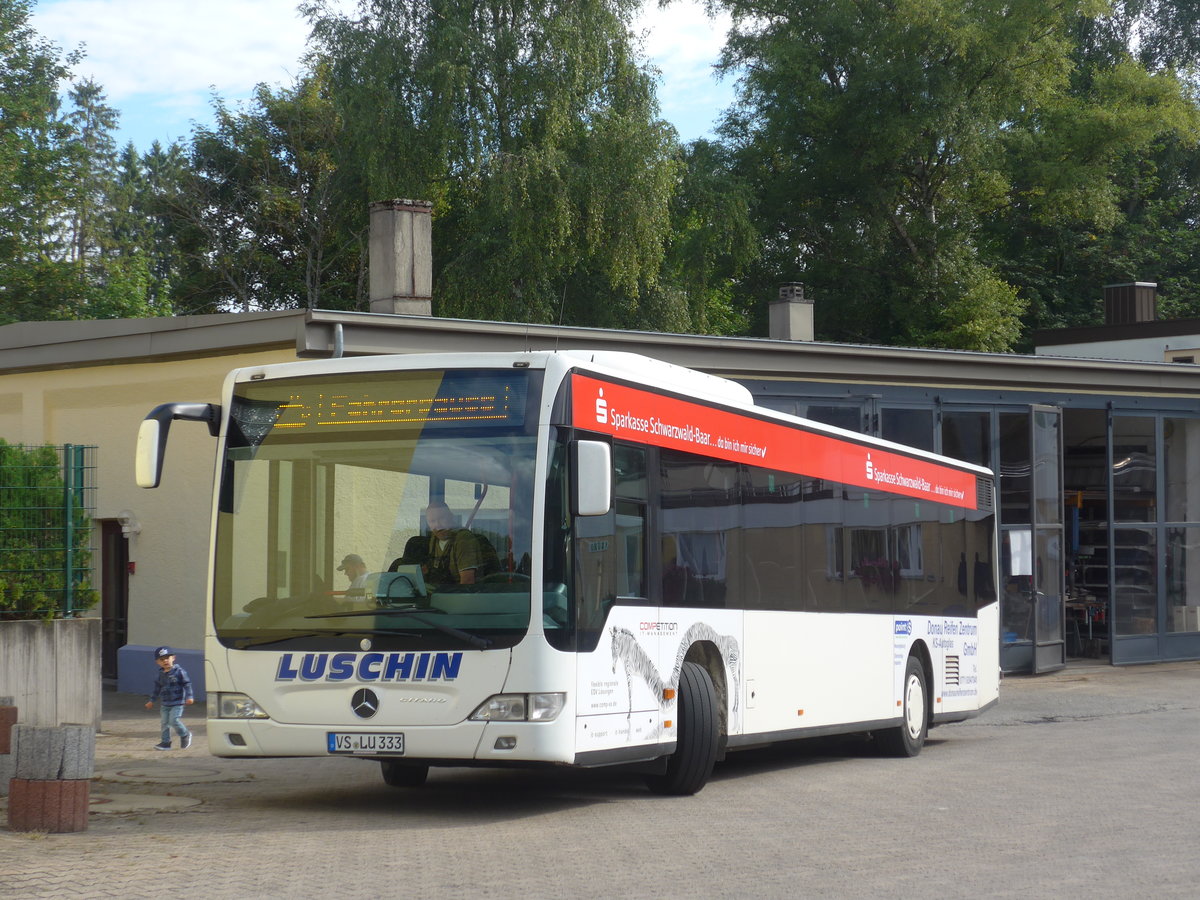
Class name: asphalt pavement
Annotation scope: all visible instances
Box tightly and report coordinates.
[2,659,1200,899]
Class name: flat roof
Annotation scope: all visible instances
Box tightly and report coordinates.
[3,308,1199,400]
[1034,317,1200,347]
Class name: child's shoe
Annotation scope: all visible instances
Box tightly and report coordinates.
[154,741,171,750]
[181,734,192,750]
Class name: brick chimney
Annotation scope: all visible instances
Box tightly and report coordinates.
[1104,282,1157,326]
[770,283,814,341]
[369,199,433,315]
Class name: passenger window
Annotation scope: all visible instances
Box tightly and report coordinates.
[659,449,736,608]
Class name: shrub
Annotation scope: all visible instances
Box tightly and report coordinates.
[0,441,98,620]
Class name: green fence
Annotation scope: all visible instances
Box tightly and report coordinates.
[0,442,98,619]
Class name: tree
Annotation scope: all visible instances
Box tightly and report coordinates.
[107,140,189,313]
[0,5,167,322]
[64,79,119,276]
[652,139,759,334]
[716,0,1197,350]
[304,0,681,327]
[0,0,74,322]
[989,0,1200,335]
[167,71,362,313]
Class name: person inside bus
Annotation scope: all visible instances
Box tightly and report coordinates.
[424,501,483,586]
[337,553,370,597]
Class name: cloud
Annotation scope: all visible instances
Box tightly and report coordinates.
[31,0,314,99]
[636,2,731,82]
[633,2,735,138]
[31,0,732,146]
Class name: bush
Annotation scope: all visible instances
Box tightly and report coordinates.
[0,441,98,620]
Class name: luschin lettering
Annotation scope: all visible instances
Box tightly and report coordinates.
[275,652,463,682]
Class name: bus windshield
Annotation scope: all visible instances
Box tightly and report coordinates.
[212,368,542,652]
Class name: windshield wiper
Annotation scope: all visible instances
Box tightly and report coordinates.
[305,608,493,650]
[230,627,418,649]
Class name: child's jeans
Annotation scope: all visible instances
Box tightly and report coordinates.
[160,704,191,744]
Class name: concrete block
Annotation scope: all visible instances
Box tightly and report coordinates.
[0,705,16,754]
[0,752,14,797]
[0,618,102,729]
[7,778,89,833]
[12,724,95,780]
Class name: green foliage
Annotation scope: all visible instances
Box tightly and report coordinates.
[10,0,1200,350]
[0,0,73,318]
[717,0,1199,350]
[0,4,177,323]
[305,0,683,326]
[926,262,1027,351]
[167,70,362,313]
[0,442,97,620]
[654,139,759,334]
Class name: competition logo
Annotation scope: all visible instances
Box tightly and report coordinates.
[351,688,379,719]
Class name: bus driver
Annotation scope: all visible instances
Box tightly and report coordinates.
[424,501,482,586]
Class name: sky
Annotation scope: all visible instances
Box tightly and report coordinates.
[29,0,738,153]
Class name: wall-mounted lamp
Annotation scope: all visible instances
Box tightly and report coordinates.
[117,510,141,537]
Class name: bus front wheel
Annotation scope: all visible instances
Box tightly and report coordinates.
[877,655,928,757]
[380,760,429,787]
[646,661,719,795]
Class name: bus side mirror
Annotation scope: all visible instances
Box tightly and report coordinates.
[571,440,612,517]
[136,402,222,488]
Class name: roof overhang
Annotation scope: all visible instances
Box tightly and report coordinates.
[2,308,1198,401]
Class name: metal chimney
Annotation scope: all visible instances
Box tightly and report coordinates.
[1103,282,1157,326]
[369,199,433,315]
[770,283,814,341]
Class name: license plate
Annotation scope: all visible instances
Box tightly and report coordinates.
[327,732,405,755]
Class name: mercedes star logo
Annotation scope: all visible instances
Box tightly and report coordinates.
[351,688,379,719]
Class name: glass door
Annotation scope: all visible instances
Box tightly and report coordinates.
[1109,413,1159,664]
[998,406,1065,673]
[1031,407,1065,673]
[1164,417,1200,656]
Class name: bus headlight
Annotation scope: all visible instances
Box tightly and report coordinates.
[470,692,565,722]
[213,692,270,719]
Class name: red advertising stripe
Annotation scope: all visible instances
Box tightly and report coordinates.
[571,374,978,509]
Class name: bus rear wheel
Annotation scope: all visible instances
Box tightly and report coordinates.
[877,655,928,757]
[646,661,719,796]
[380,760,429,787]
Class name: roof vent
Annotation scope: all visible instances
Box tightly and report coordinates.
[770,283,814,341]
[369,199,433,316]
[1103,282,1157,325]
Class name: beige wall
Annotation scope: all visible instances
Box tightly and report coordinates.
[0,350,295,655]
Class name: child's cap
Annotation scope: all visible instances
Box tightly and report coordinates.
[154,646,173,659]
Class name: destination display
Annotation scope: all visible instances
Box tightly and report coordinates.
[232,370,532,437]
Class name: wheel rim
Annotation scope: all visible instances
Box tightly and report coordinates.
[903,672,925,739]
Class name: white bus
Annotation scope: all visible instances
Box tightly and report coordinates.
[137,350,999,794]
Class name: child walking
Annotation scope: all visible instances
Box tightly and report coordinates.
[145,646,194,750]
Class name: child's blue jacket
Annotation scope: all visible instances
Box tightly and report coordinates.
[149,664,193,707]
